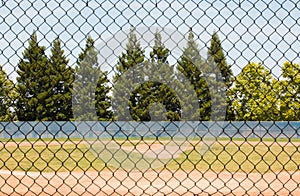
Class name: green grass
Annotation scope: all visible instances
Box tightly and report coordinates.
[1,136,300,143]
[0,144,105,172]
[167,142,300,173]
[0,137,82,143]
[216,137,300,143]
[1,138,300,173]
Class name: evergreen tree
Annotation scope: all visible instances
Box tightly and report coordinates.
[16,32,50,121]
[114,27,145,79]
[73,36,112,121]
[207,31,234,120]
[95,71,113,121]
[149,102,167,121]
[279,62,300,120]
[177,29,211,120]
[112,27,145,121]
[48,38,74,121]
[131,80,181,121]
[207,31,233,87]
[150,31,169,63]
[131,30,181,121]
[229,62,280,121]
[0,66,17,121]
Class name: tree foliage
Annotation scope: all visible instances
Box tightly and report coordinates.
[207,31,234,120]
[207,31,233,87]
[0,66,17,121]
[95,71,113,121]
[12,30,300,122]
[229,62,280,121]
[16,33,75,121]
[279,62,300,120]
[73,36,112,121]
[114,27,145,78]
[131,31,181,121]
[48,38,74,121]
[16,32,50,121]
[177,29,211,120]
[112,27,145,121]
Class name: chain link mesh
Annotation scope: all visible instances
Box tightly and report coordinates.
[0,0,300,195]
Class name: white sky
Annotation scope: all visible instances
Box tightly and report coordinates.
[0,0,299,80]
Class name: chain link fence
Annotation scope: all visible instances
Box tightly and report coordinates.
[0,0,300,195]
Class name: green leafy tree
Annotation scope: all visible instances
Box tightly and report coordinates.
[177,29,211,120]
[229,62,280,121]
[16,32,50,121]
[279,62,300,120]
[0,66,17,121]
[207,31,234,120]
[47,38,74,121]
[131,31,181,121]
[112,27,145,121]
[73,36,112,121]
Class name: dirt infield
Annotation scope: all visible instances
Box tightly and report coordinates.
[1,140,300,195]
[1,169,300,195]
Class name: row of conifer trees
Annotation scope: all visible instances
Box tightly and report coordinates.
[0,27,298,121]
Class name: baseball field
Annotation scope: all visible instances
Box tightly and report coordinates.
[0,137,300,195]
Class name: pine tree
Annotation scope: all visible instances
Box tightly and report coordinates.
[95,71,113,121]
[207,31,233,87]
[131,30,181,121]
[0,66,17,121]
[150,31,169,63]
[112,27,145,121]
[16,32,50,121]
[114,27,145,79]
[177,29,211,120]
[148,31,180,121]
[207,31,234,120]
[131,79,181,121]
[47,38,74,121]
[73,36,112,121]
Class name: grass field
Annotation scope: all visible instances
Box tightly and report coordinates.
[0,137,299,173]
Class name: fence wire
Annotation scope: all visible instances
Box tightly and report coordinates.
[0,0,300,195]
